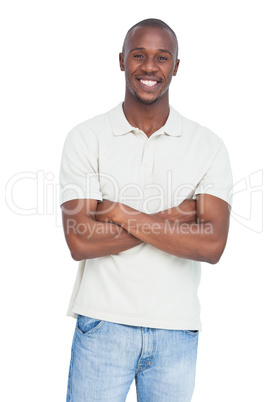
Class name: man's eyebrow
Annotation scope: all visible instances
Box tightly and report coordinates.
[129,47,146,53]
[129,47,173,57]
[158,48,173,57]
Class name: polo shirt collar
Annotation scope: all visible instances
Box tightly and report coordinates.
[109,102,182,137]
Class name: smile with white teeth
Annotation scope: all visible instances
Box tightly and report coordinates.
[139,79,158,87]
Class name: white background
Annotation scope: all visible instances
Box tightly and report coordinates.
[1,0,267,401]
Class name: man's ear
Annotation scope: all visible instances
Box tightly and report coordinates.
[173,59,180,76]
[119,53,125,71]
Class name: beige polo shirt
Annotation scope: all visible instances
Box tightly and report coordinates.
[60,103,232,330]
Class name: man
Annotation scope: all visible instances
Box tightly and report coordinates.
[60,18,232,402]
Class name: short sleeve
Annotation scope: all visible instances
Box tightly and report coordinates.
[59,127,103,206]
[194,141,233,205]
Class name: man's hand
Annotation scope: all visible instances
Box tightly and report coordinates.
[153,199,196,223]
[61,198,142,261]
[95,199,197,224]
[95,195,230,264]
[95,200,121,223]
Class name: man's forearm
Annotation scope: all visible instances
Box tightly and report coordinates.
[63,198,198,261]
[62,199,142,261]
[65,218,142,260]
[111,207,214,262]
[68,200,195,260]
[96,198,229,264]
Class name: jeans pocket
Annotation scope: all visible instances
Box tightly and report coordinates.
[182,330,199,336]
[76,314,104,335]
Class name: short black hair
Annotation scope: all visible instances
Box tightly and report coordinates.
[122,18,179,58]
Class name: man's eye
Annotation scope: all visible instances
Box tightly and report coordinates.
[158,56,168,61]
[134,54,144,59]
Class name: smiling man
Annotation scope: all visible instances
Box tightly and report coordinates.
[121,22,179,109]
[60,19,232,402]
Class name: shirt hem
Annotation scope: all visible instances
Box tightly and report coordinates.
[60,192,103,206]
[68,304,202,331]
[194,188,232,205]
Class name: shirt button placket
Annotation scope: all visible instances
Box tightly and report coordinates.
[140,137,154,189]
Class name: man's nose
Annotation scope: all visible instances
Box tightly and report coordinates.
[141,57,158,73]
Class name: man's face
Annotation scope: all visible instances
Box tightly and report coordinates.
[120,26,179,105]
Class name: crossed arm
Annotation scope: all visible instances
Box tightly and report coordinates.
[62,194,231,264]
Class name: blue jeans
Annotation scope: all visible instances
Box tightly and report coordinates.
[67,315,199,401]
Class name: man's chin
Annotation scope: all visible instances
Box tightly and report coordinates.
[135,93,160,106]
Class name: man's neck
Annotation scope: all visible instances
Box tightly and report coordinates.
[123,94,170,138]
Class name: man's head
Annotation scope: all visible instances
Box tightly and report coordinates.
[122,19,179,59]
[119,19,180,106]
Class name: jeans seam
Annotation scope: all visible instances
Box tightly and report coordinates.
[135,327,144,375]
[181,330,199,336]
[75,320,104,336]
[66,341,74,401]
[135,376,140,402]
[135,328,157,374]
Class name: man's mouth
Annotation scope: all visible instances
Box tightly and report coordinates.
[137,78,160,88]
[139,79,158,87]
